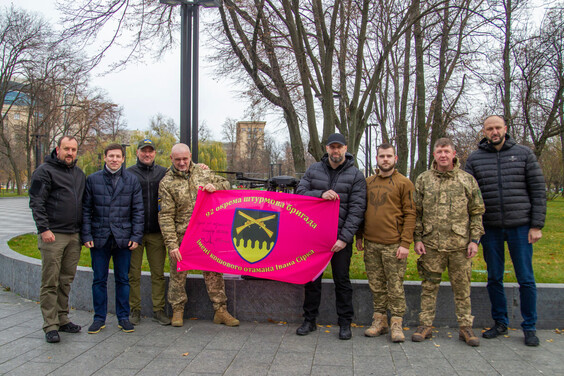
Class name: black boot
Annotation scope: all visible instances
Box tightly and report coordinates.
[339,324,352,340]
[296,320,317,336]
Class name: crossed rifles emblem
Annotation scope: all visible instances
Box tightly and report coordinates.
[235,212,277,238]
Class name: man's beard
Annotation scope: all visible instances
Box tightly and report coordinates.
[489,137,504,145]
[378,162,395,173]
[330,154,344,164]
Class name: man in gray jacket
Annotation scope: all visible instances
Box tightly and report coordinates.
[465,115,546,347]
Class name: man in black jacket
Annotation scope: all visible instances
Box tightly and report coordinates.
[82,144,144,335]
[465,115,546,347]
[126,139,170,326]
[29,135,85,343]
[295,133,366,340]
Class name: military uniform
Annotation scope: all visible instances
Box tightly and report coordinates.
[361,169,416,318]
[414,158,484,327]
[158,162,230,314]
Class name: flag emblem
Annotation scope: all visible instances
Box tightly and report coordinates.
[232,209,279,263]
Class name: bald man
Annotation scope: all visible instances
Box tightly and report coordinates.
[158,143,239,327]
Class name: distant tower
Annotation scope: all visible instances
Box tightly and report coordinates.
[235,121,266,173]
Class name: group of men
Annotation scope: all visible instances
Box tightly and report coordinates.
[28,114,545,348]
[29,138,239,343]
[295,116,545,348]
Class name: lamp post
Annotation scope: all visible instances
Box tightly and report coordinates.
[364,124,378,177]
[160,0,221,163]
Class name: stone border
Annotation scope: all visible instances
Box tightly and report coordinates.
[1,235,562,328]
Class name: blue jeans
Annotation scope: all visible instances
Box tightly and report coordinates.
[481,225,537,330]
[91,237,131,322]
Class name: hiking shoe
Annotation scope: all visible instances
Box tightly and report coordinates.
[524,330,540,347]
[339,324,352,340]
[364,312,388,337]
[87,321,105,334]
[130,309,141,325]
[59,322,81,333]
[482,322,507,339]
[459,326,480,347]
[118,320,135,333]
[296,320,317,336]
[153,310,171,326]
[412,326,433,342]
[45,330,60,343]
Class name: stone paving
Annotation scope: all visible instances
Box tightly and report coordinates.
[1,287,563,376]
[1,196,564,375]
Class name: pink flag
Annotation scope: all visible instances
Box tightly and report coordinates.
[178,189,339,284]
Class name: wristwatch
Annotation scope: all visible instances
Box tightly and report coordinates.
[471,239,480,245]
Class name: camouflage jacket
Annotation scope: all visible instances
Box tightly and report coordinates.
[414,158,485,252]
[158,162,230,251]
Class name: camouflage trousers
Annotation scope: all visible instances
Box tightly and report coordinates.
[417,248,474,327]
[168,257,227,313]
[364,241,407,317]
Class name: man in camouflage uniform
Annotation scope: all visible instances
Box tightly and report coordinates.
[412,138,485,347]
[356,143,415,343]
[158,143,239,327]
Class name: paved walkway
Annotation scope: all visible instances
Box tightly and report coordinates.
[1,197,563,375]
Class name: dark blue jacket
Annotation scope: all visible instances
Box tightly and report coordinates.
[81,166,144,248]
[297,153,366,244]
[464,135,546,229]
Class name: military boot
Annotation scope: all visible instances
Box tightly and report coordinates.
[171,310,184,327]
[364,312,388,337]
[459,326,480,347]
[411,325,433,342]
[213,307,240,327]
[390,316,405,343]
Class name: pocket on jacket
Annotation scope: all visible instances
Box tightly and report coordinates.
[451,223,468,238]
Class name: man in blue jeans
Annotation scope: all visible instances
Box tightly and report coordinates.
[82,143,144,334]
[465,115,546,346]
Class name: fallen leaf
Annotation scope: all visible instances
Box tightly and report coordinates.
[189,317,198,320]
[503,335,510,338]
[403,327,409,331]
[182,352,189,356]
[546,339,554,342]
[325,330,330,333]
[434,344,440,347]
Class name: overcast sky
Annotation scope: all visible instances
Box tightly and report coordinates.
[12,0,253,140]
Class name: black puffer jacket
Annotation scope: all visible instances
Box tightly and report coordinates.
[464,135,546,229]
[29,149,85,234]
[296,153,366,244]
[127,159,167,234]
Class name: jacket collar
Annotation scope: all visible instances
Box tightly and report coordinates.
[431,157,460,178]
[170,161,195,179]
[478,134,516,152]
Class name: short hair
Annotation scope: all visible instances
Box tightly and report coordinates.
[433,137,455,150]
[483,115,506,125]
[57,135,77,147]
[104,143,125,157]
[377,143,395,156]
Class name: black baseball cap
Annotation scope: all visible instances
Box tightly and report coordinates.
[138,139,155,150]
[326,133,347,146]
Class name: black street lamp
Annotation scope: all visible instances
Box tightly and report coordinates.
[364,124,378,177]
[160,0,222,163]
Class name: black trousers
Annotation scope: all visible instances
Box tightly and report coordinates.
[303,243,353,326]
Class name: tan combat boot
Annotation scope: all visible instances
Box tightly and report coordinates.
[213,307,240,327]
[390,316,405,343]
[171,310,184,327]
[364,312,388,337]
[459,326,480,347]
[411,325,433,342]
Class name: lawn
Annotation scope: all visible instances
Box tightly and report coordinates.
[8,197,564,283]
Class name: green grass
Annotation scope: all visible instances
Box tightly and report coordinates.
[8,197,564,283]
